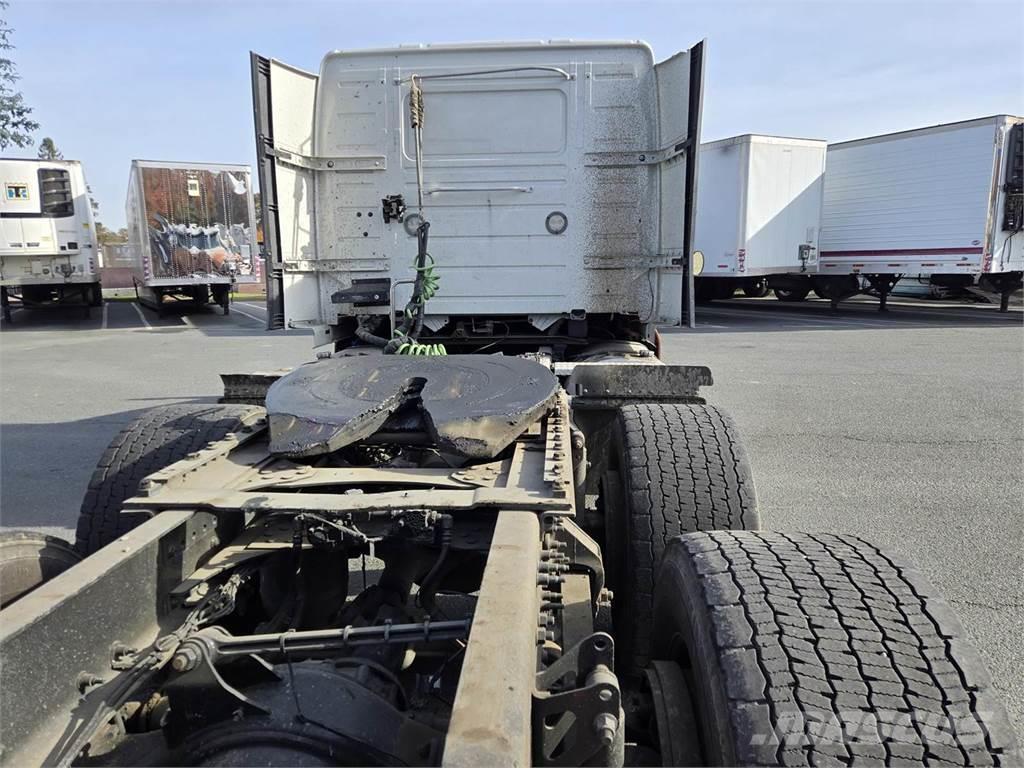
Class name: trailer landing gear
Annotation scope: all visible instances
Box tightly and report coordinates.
[865,274,902,312]
[811,275,860,310]
[1,287,11,324]
[980,272,1023,312]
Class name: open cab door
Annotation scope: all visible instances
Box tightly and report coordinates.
[653,41,705,328]
[251,54,320,336]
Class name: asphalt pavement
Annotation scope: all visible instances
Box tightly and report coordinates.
[1,294,1021,734]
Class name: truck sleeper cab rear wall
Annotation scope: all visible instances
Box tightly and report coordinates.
[253,40,705,349]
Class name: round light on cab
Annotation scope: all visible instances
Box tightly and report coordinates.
[403,213,425,236]
[545,211,568,235]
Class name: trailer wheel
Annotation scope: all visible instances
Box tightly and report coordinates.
[151,288,166,318]
[742,279,769,298]
[649,531,1021,766]
[0,531,82,608]
[89,283,104,307]
[812,275,861,304]
[189,285,211,305]
[212,285,230,315]
[603,404,760,675]
[710,279,736,300]
[74,403,265,555]
[773,286,810,302]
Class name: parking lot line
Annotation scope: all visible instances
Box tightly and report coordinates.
[101,302,109,330]
[130,301,152,329]
[702,305,892,328]
[707,300,1022,327]
[231,306,267,325]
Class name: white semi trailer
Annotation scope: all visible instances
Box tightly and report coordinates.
[812,115,1024,310]
[125,160,259,316]
[686,134,827,303]
[0,158,102,322]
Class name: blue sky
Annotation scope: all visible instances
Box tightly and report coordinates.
[7,0,1023,229]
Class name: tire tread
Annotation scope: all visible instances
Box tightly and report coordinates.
[655,531,1020,766]
[616,403,759,672]
[74,404,262,554]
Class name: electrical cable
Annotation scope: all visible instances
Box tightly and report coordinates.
[358,74,445,356]
[641,268,657,323]
[416,514,453,613]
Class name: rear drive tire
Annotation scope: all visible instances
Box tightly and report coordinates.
[0,531,82,608]
[74,403,264,555]
[605,404,760,675]
[773,286,810,302]
[650,531,1021,766]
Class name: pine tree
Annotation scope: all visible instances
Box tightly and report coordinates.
[0,2,38,151]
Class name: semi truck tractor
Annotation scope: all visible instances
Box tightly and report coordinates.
[0,158,102,322]
[0,41,1017,767]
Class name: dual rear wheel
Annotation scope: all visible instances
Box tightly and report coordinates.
[602,402,1019,766]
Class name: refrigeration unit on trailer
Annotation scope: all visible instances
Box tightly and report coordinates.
[817,114,1024,310]
[0,158,101,322]
[125,160,259,316]
[685,134,826,304]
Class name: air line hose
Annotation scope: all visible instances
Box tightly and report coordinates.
[384,221,445,355]
[389,75,444,355]
[357,75,445,355]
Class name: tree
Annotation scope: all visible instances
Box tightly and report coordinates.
[0,2,38,151]
[95,222,128,246]
[37,136,61,159]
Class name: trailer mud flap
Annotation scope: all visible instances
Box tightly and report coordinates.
[562,363,712,407]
